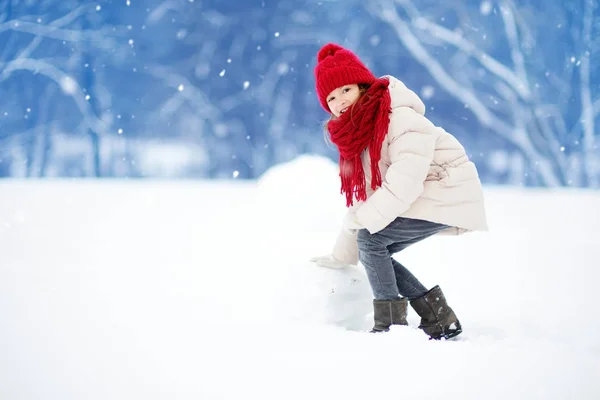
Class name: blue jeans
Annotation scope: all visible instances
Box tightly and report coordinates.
[357,217,448,301]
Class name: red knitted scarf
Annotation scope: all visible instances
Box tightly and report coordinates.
[328,77,392,207]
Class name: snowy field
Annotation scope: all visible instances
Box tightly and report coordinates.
[1,155,599,400]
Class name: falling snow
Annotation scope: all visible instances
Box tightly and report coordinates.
[277,63,289,75]
[0,1,596,189]
[421,86,435,100]
[480,1,492,15]
[59,76,78,95]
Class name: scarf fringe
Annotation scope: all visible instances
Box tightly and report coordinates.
[329,78,391,207]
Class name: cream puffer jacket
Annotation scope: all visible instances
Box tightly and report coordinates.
[332,76,488,265]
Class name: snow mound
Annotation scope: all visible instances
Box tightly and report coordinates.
[256,155,373,331]
[257,155,373,331]
[255,154,346,231]
[272,262,373,331]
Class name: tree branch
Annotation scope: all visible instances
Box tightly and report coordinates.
[0,58,108,136]
[16,5,89,62]
[145,65,221,122]
[495,80,566,183]
[398,2,531,100]
[499,1,531,95]
[368,0,560,186]
[0,5,121,51]
[580,0,598,187]
[147,0,182,24]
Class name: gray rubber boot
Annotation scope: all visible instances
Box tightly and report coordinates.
[371,298,408,333]
[410,285,462,340]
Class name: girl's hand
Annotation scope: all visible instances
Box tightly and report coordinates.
[309,254,352,269]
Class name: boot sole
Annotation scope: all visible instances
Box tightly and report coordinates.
[440,328,463,340]
[428,327,463,340]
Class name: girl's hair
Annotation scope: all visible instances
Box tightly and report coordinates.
[322,83,371,148]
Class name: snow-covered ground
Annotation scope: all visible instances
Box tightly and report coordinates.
[1,155,599,400]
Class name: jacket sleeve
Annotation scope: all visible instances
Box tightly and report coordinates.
[330,204,362,265]
[356,107,439,234]
[331,226,359,265]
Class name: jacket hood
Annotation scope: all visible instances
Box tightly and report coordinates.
[383,75,426,116]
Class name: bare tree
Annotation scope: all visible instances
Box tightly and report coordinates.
[366,0,599,187]
[0,1,127,176]
[142,1,321,179]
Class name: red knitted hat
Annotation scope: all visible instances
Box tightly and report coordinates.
[314,43,377,112]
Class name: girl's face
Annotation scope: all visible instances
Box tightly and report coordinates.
[326,84,360,117]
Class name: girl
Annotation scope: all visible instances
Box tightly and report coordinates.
[309,43,488,339]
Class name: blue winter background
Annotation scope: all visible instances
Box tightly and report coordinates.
[3,2,600,398]
[1,0,598,187]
